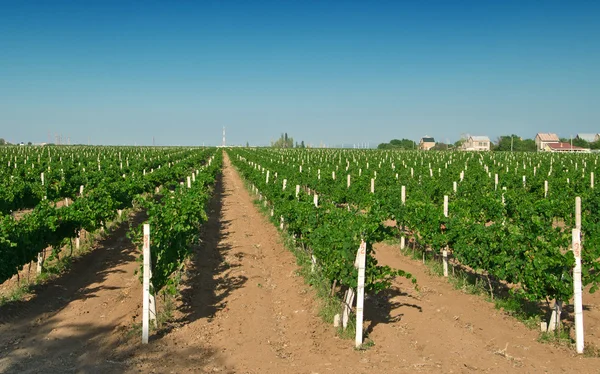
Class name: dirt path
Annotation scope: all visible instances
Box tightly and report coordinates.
[2,153,600,373]
[0,212,146,373]
[371,243,600,372]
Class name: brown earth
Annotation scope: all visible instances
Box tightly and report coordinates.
[1,153,600,373]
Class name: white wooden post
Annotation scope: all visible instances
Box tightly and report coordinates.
[142,224,157,344]
[591,172,595,189]
[400,185,406,249]
[342,288,355,330]
[280,216,284,230]
[355,241,367,348]
[266,170,269,184]
[295,185,300,199]
[523,175,526,187]
[443,195,449,277]
[283,179,287,190]
[544,180,548,198]
[443,195,448,217]
[573,225,584,353]
[187,176,191,188]
[37,250,44,274]
[347,174,351,188]
[41,172,44,186]
[576,196,581,230]
[453,181,457,193]
[79,185,84,196]
[314,194,319,208]
[370,178,375,194]
[572,196,584,352]
[494,173,498,190]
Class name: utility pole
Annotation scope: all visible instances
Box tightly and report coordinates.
[222,126,226,147]
[511,135,514,152]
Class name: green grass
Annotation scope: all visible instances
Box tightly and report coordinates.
[537,328,573,347]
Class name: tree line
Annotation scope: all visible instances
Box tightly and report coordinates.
[378,135,600,151]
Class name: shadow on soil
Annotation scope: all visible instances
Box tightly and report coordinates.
[0,194,231,373]
[0,211,146,325]
[177,172,248,325]
[364,287,422,337]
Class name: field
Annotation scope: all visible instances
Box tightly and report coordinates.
[1,146,600,373]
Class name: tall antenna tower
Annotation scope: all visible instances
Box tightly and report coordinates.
[222,126,226,147]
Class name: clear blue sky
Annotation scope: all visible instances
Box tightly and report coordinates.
[1,0,598,146]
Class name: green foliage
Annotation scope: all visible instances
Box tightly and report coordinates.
[131,151,222,293]
[378,138,416,150]
[271,133,295,148]
[0,146,217,284]
[227,147,600,306]
[494,135,537,152]
[229,148,416,294]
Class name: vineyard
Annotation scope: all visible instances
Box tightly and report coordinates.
[1,146,600,372]
[228,148,600,317]
[0,145,220,290]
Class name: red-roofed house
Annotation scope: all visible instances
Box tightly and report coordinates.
[535,133,559,151]
[543,142,590,153]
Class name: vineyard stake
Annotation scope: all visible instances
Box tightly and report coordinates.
[443,195,449,277]
[342,288,355,330]
[355,240,367,348]
[142,224,157,344]
[573,226,584,353]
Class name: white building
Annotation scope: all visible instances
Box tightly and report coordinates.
[461,135,491,151]
[535,133,559,151]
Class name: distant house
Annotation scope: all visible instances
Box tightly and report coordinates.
[535,133,559,151]
[576,133,599,143]
[419,136,435,150]
[544,142,590,153]
[461,135,491,151]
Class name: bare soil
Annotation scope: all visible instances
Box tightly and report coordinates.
[1,153,599,373]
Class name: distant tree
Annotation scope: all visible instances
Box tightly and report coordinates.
[432,142,449,151]
[453,139,466,149]
[0,138,6,145]
[573,138,590,148]
[300,140,305,148]
[27,141,32,146]
[377,138,416,150]
[494,135,537,152]
[591,140,600,150]
[271,133,294,148]
[246,141,249,147]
